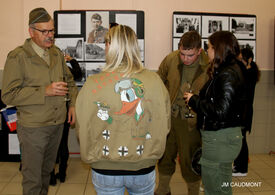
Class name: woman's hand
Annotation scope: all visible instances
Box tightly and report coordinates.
[183,92,193,104]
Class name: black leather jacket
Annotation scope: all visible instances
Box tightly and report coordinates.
[189,58,247,131]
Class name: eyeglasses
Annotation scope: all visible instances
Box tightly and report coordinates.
[31,27,55,35]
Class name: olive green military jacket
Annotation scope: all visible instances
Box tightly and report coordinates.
[157,50,209,131]
[1,39,78,128]
[157,50,209,105]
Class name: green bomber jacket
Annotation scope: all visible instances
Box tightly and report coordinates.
[76,69,171,171]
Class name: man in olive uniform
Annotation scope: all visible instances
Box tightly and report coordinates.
[155,31,209,195]
[1,7,78,195]
[87,13,108,43]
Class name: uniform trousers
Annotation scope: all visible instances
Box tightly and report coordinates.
[157,116,201,193]
[17,123,63,195]
[200,127,242,195]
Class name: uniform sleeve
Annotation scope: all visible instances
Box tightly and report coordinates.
[1,53,45,106]
[156,55,169,84]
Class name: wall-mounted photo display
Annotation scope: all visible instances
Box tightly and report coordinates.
[202,16,229,38]
[172,12,256,56]
[230,17,256,39]
[55,38,84,61]
[54,10,144,86]
[173,14,201,37]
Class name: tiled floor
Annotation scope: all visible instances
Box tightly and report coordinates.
[0,154,275,195]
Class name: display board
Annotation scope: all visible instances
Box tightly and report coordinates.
[172,12,257,59]
[54,10,145,86]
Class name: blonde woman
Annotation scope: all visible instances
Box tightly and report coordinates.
[76,25,170,195]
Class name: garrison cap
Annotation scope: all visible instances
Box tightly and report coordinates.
[91,13,102,21]
[29,7,51,25]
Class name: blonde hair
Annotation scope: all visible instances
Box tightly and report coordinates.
[103,25,144,77]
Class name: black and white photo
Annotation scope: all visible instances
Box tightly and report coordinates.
[55,38,84,61]
[86,62,105,77]
[202,16,229,37]
[86,11,109,43]
[230,17,256,39]
[116,13,137,34]
[173,15,201,37]
[173,38,180,51]
[238,40,256,60]
[85,43,106,61]
[57,13,81,35]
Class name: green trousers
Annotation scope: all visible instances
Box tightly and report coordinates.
[157,116,201,188]
[200,127,242,195]
[17,123,63,195]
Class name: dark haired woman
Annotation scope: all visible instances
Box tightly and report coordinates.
[184,31,247,195]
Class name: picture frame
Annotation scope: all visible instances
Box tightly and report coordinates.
[55,38,84,61]
[56,13,82,35]
[230,16,256,39]
[173,14,201,37]
[202,16,229,38]
[85,43,106,61]
[238,40,256,60]
[86,62,105,78]
[86,11,109,43]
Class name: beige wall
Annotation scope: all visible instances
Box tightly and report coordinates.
[0,0,274,70]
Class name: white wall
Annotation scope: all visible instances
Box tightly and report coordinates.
[0,0,274,70]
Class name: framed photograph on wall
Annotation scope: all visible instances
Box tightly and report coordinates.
[173,14,201,37]
[230,16,256,39]
[55,38,84,61]
[202,16,229,38]
[86,11,109,43]
[238,40,256,60]
[115,13,137,34]
[56,13,82,35]
[85,43,105,61]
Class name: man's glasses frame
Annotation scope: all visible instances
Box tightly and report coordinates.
[31,27,55,36]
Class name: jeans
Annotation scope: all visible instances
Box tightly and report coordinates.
[91,169,155,195]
